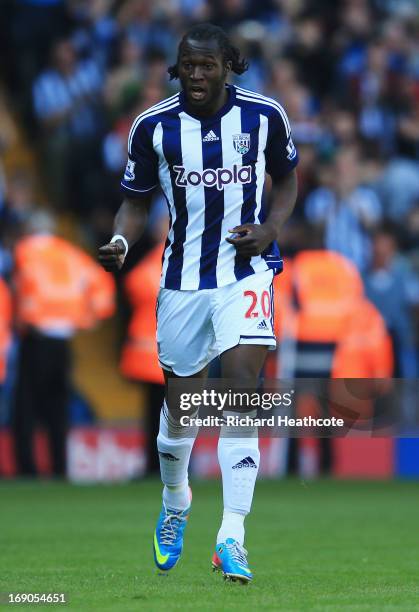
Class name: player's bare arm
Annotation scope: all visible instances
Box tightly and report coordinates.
[226,167,298,257]
[98,194,152,271]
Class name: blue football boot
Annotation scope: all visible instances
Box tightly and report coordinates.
[213,538,253,583]
[153,501,190,571]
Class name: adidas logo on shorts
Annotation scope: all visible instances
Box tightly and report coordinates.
[232,456,257,469]
[203,130,219,142]
[257,320,269,330]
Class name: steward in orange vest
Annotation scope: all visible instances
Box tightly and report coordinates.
[273,250,364,377]
[271,249,393,474]
[12,210,115,477]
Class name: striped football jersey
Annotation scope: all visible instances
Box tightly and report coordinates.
[121,84,298,290]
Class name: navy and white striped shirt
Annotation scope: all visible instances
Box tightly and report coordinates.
[121,84,298,290]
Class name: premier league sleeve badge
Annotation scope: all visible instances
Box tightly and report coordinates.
[124,159,136,181]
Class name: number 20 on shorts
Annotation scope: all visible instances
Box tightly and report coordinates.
[244,290,271,319]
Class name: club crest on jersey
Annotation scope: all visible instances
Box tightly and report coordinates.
[123,159,136,181]
[233,133,250,154]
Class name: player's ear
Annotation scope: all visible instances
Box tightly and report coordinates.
[224,60,232,75]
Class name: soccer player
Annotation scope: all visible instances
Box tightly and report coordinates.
[99,23,298,583]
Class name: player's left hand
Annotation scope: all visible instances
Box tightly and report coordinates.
[226,224,276,257]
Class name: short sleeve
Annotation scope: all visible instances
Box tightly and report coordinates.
[120,117,159,197]
[265,106,298,182]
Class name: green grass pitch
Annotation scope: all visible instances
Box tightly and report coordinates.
[1,479,419,611]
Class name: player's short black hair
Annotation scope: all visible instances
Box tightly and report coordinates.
[168,23,249,80]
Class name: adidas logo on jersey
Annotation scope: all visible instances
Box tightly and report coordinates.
[203,130,219,142]
[257,320,269,330]
[232,456,257,469]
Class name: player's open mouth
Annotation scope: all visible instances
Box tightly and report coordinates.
[189,86,206,101]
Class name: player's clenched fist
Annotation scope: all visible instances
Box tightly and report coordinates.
[98,241,126,271]
[226,223,277,257]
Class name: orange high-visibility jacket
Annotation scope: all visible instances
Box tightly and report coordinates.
[329,300,393,427]
[273,250,393,377]
[276,250,364,343]
[120,243,164,384]
[14,235,115,333]
[0,278,12,383]
[332,299,393,377]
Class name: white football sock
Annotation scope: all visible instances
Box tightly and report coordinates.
[217,510,245,545]
[217,413,260,544]
[157,401,197,511]
[163,480,190,512]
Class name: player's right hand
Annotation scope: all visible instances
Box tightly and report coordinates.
[98,241,126,271]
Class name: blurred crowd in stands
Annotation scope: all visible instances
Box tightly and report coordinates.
[0,0,418,476]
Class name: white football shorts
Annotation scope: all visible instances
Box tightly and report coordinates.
[157,270,276,376]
